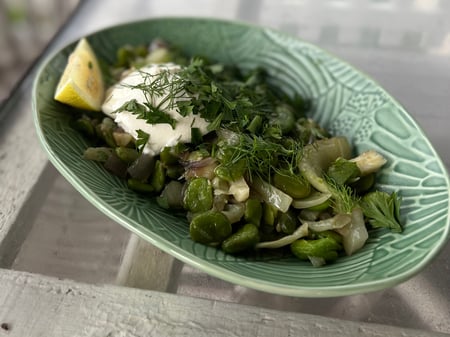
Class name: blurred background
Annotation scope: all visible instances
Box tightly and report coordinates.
[0,0,79,101]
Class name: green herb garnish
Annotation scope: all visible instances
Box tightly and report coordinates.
[135,129,150,154]
[360,191,403,232]
[115,99,177,129]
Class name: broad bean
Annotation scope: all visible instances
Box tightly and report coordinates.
[190,210,232,245]
[222,223,260,253]
[183,177,213,213]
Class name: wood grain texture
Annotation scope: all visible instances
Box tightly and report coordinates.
[0,269,448,337]
[116,234,183,292]
[0,92,57,268]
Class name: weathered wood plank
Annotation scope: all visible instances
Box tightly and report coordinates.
[0,269,447,337]
[0,92,57,268]
[116,234,183,292]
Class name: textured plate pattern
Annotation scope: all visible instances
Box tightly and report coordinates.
[33,18,450,297]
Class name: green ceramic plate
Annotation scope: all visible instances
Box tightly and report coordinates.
[33,18,450,297]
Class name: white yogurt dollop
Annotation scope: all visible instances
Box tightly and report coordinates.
[102,63,209,155]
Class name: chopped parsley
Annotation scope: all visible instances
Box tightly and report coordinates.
[360,191,403,233]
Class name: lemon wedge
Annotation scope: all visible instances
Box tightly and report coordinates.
[54,38,105,111]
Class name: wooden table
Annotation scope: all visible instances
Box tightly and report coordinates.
[1,1,450,336]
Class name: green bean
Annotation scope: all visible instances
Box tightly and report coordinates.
[183,177,213,213]
[115,147,139,164]
[127,178,155,194]
[150,160,166,193]
[96,117,117,148]
[244,198,262,226]
[113,131,134,147]
[83,147,113,162]
[189,210,232,245]
[263,202,278,226]
[222,223,260,254]
[74,116,96,137]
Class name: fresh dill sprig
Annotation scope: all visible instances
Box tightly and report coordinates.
[325,175,360,214]
[114,67,187,128]
[218,132,303,182]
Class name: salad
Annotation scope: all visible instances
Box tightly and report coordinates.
[56,38,403,267]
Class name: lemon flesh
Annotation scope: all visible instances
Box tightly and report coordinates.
[54,38,105,111]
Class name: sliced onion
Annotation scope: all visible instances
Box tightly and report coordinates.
[302,213,351,232]
[336,208,368,256]
[291,191,332,209]
[222,203,245,224]
[183,157,218,180]
[299,137,352,193]
[250,177,293,213]
[308,256,326,267]
[255,223,308,249]
[228,176,250,203]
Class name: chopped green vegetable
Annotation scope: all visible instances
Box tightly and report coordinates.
[244,198,263,226]
[327,157,360,185]
[83,147,113,162]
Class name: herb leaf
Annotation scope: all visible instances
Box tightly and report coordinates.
[135,129,150,154]
[325,176,359,214]
[327,158,360,185]
[115,99,177,129]
[360,191,403,232]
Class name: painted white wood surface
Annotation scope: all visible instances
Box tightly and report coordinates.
[0,94,57,268]
[116,234,183,292]
[1,1,450,336]
[0,269,448,337]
